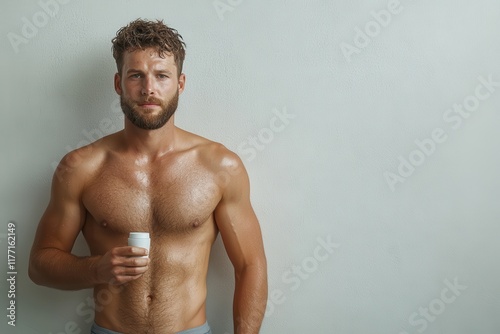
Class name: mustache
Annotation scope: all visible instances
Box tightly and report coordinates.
[138,97,162,105]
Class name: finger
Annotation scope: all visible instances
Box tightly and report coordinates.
[111,246,148,257]
[123,256,149,267]
[110,274,144,285]
[113,265,149,277]
[127,246,149,257]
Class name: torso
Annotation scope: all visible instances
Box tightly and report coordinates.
[80,129,223,333]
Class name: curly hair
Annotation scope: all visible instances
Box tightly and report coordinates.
[112,19,186,76]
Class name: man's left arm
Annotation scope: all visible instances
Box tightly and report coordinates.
[214,151,268,334]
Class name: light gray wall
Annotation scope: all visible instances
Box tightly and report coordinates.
[1,0,499,333]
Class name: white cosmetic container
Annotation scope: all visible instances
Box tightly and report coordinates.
[127,232,150,257]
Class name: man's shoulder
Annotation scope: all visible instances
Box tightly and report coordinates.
[178,128,244,173]
[54,133,117,182]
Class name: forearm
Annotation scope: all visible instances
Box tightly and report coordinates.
[29,248,100,290]
[233,262,268,334]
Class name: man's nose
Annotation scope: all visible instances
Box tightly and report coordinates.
[141,77,155,95]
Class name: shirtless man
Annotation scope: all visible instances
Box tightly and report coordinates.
[29,19,267,334]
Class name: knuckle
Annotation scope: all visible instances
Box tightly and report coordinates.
[110,259,119,266]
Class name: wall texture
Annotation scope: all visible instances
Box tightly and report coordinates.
[1,0,500,333]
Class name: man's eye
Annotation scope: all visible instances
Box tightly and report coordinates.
[158,74,168,79]
[130,74,141,78]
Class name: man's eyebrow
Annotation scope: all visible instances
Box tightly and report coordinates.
[125,69,173,75]
[126,68,144,74]
[155,69,173,75]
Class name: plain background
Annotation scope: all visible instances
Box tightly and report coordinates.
[1,0,499,333]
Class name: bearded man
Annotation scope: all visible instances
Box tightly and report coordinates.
[29,19,267,334]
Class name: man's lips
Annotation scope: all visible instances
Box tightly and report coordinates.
[138,102,160,107]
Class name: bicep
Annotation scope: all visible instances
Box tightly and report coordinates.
[31,159,86,254]
[214,160,266,271]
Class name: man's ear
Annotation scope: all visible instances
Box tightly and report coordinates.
[114,73,122,95]
[178,73,186,94]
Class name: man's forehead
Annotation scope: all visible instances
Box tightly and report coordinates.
[123,48,175,66]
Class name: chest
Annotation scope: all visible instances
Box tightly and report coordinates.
[82,160,222,235]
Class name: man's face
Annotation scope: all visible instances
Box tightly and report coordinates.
[114,48,185,130]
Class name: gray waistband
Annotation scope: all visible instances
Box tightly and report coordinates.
[90,323,121,334]
[91,321,211,334]
[177,321,211,334]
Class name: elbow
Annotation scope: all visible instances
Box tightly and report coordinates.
[28,259,39,285]
[28,269,40,286]
[251,254,268,277]
[28,254,45,286]
[235,257,268,282]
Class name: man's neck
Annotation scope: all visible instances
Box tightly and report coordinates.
[121,117,177,159]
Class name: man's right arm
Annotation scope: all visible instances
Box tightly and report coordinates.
[29,151,148,290]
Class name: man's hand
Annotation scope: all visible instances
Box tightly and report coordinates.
[94,246,150,285]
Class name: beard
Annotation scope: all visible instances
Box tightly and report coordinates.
[120,90,179,130]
